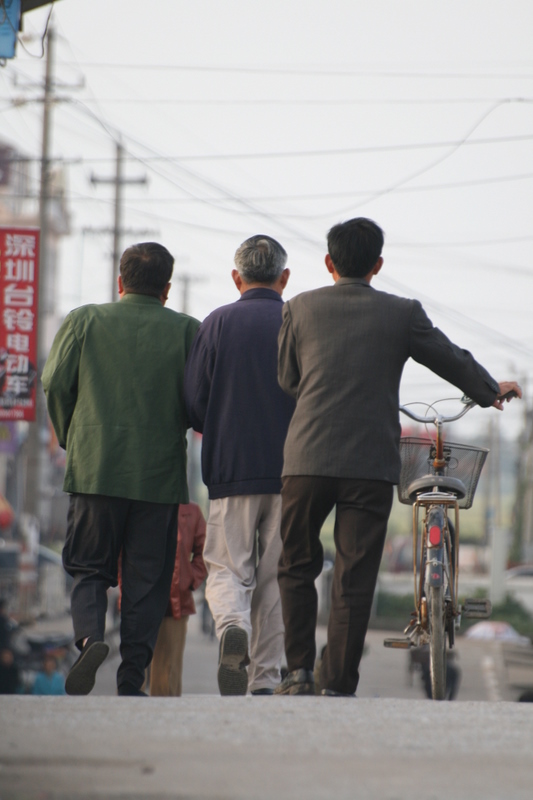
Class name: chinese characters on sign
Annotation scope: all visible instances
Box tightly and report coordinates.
[0,227,39,421]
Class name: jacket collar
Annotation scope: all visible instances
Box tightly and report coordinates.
[120,293,163,306]
[238,288,283,302]
[335,278,373,289]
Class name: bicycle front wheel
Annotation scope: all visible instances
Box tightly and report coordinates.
[429,584,447,700]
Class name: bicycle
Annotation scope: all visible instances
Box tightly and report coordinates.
[384,397,494,700]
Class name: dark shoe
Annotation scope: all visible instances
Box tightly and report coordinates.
[321,688,356,697]
[65,639,109,696]
[217,625,249,696]
[117,683,148,697]
[273,668,315,696]
[251,687,274,696]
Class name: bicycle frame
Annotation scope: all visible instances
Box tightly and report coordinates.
[411,493,459,643]
[385,398,493,698]
[400,401,476,627]
[400,401,475,650]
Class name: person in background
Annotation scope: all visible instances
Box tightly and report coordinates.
[31,654,66,696]
[0,598,13,652]
[118,503,207,696]
[0,647,20,694]
[149,503,207,696]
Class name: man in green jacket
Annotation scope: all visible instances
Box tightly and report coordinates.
[42,242,200,696]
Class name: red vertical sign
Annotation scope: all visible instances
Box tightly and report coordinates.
[0,227,40,421]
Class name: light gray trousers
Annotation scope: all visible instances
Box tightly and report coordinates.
[204,494,284,692]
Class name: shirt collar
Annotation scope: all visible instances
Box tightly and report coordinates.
[335,277,373,289]
[120,293,163,306]
[238,288,283,302]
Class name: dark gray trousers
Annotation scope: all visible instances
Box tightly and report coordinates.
[278,476,393,695]
[63,493,178,693]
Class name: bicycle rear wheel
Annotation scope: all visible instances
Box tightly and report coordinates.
[428,584,447,700]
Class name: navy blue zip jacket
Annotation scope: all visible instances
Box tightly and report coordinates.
[184,288,295,499]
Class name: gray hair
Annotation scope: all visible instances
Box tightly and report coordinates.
[234,235,287,284]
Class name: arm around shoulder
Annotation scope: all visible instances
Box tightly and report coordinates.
[278,301,300,399]
[184,323,212,433]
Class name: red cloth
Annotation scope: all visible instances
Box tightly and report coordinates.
[118,502,207,619]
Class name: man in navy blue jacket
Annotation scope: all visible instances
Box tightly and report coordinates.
[184,235,294,696]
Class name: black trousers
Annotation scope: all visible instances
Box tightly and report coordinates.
[63,493,178,693]
[278,476,393,695]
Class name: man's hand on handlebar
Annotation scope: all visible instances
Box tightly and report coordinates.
[493,381,523,410]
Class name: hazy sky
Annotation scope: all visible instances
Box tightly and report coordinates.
[1,0,532,435]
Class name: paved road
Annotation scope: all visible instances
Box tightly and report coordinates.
[2,694,532,799]
[28,609,515,701]
[3,613,532,798]
[93,613,511,702]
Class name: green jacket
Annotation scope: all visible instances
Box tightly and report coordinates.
[42,293,200,504]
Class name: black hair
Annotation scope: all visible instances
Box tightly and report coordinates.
[120,242,174,297]
[327,218,384,278]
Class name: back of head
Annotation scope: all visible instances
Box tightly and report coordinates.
[327,218,384,278]
[120,242,174,298]
[234,235,287,285]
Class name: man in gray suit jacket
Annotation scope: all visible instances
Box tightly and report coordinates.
[275,217,521,697]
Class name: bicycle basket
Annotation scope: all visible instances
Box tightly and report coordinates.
[397,437,489,510]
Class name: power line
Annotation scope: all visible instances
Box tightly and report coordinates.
[66,131,533,162]
[60,101,327,252]
[380,274,533,360]
[327,99,527,215]
[388,236,533,248]
[7,54,531,364]
[6,168,533,203]
[4,131,533,165]
[6,99,533,253]
[51,61,533,79]
[23,95,533,106]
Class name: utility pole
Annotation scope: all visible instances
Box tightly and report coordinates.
[488,416,506,605]
[24,24,54,521]
[82,227,158,239]
[520,397,533,559]
[91,141,147,301]
[174,273,206,315]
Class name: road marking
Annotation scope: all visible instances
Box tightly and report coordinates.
[481,655,502,702]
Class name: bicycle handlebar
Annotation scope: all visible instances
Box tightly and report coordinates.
[399,398,477,425]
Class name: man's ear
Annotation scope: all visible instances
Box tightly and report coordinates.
[117,275,124,297]
[232,269,244,293]
[372,257,383,276]
[279,267,290,291]
[160,282,171,306]
[325,254,335,274]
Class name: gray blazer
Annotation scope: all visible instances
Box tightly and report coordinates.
[278,278,499,484]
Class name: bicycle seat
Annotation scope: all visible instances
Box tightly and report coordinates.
[407,475,466,502]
